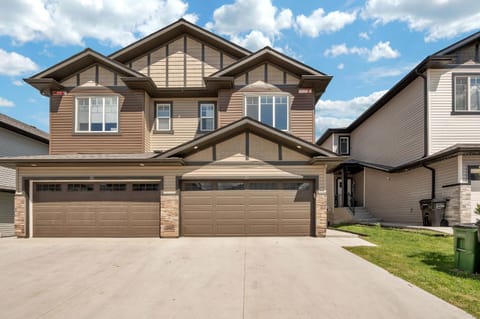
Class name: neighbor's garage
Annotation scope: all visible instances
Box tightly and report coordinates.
[181,180,314,236]
[32,182,160,237]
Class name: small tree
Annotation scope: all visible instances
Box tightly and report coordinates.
[475,203,480,216]
[475,204,480,225]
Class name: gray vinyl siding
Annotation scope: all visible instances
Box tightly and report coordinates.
[429,68,480,154]
[432,156,459,198]
[0,167,15,190]
[462,155,480,182]
[0,191,14,237]
[350,77,425,166]
[364,167,430,224]
[0,127,48,156]
[319,134,334,153]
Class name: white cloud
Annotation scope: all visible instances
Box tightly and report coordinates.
[316,90,387,134]
[359,32,370,40]
[0,49,38,76]
[231,31,272,51]
[337,63,345,70]
[324,41,400,62]
[13,80,24,86]
[362,0,480,42]
[0,0,197,47]
[362,64,415,81]
[0,97,15,107]
[296,8,357,37]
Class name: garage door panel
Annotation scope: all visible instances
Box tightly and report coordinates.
[33,182,160,237]
[181,180,313,236]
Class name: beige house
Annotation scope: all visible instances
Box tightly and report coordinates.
[318,31,480,226]
[0,19,341,238]
[0,114,49,237]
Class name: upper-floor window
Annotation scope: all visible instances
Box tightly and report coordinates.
[199,103,215,132]
[76,96,118,133]
[155,102,172,131]
[338,136,350,155]
[245,95,288,130]
[454,75,480,112]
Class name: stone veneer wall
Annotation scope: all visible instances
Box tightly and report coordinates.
[316,190,327,237]
[160,192,179,237]
[14,193,26,238]
[442,184,472,224]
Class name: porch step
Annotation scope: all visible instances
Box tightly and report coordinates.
[350,207,381,223]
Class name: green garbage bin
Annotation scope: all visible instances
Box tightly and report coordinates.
[453,224,479,274]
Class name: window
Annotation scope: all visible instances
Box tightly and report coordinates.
[36,184,62,192]
[338,136,350,155]
[199,103,215,131]
[67,184,94,192]
[132,183,160,191]
[76,96,118,132]
[245,95,288,130]
[282,182,311,190]
[217,182,245,190]
[248,182,278,190]
[181,182,214,191]
[99,184,126,191]
[155,103,171,131]
[454,75,480,112]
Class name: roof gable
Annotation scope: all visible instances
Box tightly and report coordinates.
[157,117,337,159]
[109,18,250,63]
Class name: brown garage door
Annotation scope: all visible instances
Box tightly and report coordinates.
[181,180,313,236]
[33,182,160,237]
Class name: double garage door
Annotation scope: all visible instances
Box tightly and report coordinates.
[32,180,313,237]
[181,180,314,236]
[33,182,161,237]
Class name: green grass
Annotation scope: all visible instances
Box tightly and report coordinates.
[333,224,480,317]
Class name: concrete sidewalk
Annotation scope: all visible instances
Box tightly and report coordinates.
[0,237,472,319]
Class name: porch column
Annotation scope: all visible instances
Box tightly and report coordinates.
[14,193,27,238]
[315,190,327,237]
[342,166,348,207]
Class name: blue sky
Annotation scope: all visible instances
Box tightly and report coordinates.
[0,0,479,138]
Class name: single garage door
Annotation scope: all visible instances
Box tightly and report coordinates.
[33,182,160,237]
[181,180,313,236]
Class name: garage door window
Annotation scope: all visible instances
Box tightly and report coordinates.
[132,184,160,191]
[182,182,214,191]
[283,182,311,190]
[36,184,62,192]
[67,184,94,192]
[248,182,278,190]
[218,182,245,190]
[100,183,127,191]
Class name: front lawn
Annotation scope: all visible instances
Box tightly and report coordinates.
[334,224,480,317]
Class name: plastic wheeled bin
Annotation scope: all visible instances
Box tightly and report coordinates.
[453,224,479,274]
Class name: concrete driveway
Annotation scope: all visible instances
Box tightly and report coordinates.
[0,237,471,319]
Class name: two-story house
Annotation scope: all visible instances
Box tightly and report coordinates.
[317,31,480,226]
[0,19,340,238]
[0,113,49,237]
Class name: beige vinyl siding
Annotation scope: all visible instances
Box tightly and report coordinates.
[61,76,76,87]
[132,55,148,76]
[217,86,315,142]
[149,98,211,151]
[282,147,310,161]
[286,73,299,85]
[350,77,424,166]
[268,64,284,85]
[216,134,246,161]
[234,74,246,86]
[144,92,151,152]
[318,134,334,153]
[49,87,145,154]
[185,147,212,161]
[186,37,203,87]
[204,45,221,76]
[248,65,265,83]
[223,54,235,68]
[432,157,459,206]
[78,66,96,87]
[364,167,430,224]
[429,68,480,154]
[97,66,115,86]
[168,38,185,87]
[233,64,300,87]
[150,47,167,87]
[18,164,327,193]
[249,134,278,161]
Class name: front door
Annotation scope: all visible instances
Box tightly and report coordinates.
[336,177,353,207]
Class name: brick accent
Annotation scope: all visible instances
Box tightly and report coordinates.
[14,193,27,238]
[315,190,327,237]
[160,192,179,237]
[442,184,472,224]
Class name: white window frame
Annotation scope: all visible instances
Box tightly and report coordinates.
[155,102,172,131]
[338,136,350,155]
[244,95,289,131]
[454,74,480,112]
[75,96,119,133]
[199,103,215,132]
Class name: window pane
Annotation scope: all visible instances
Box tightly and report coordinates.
[470,77,480,111]
[275,96,288,130]
[90,97,103,131]
[157,118,170,130]
[248,182,278,190]
[217,182,245,190]
[339,137,349,154]
[246,97,259,120]
[182,182,214,191]
[105,97,118,132]
[77,102,89,131]
[260,96,273,126]
[157,104,170,117]
[455,77,467,111]
[201,118,214,131]
[201,104,214,117]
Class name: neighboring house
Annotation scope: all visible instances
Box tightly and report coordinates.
[0,19,340,238]
[0,114,49,237]
[317,31,480,226]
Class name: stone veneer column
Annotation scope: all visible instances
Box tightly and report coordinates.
[160,192,179,237]
[14,193,27,238]
[459,184,472,223]
[315,190,327,237]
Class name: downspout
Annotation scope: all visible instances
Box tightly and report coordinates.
[416,69,436,199]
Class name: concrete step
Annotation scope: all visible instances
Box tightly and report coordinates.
[349,207,381,223]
